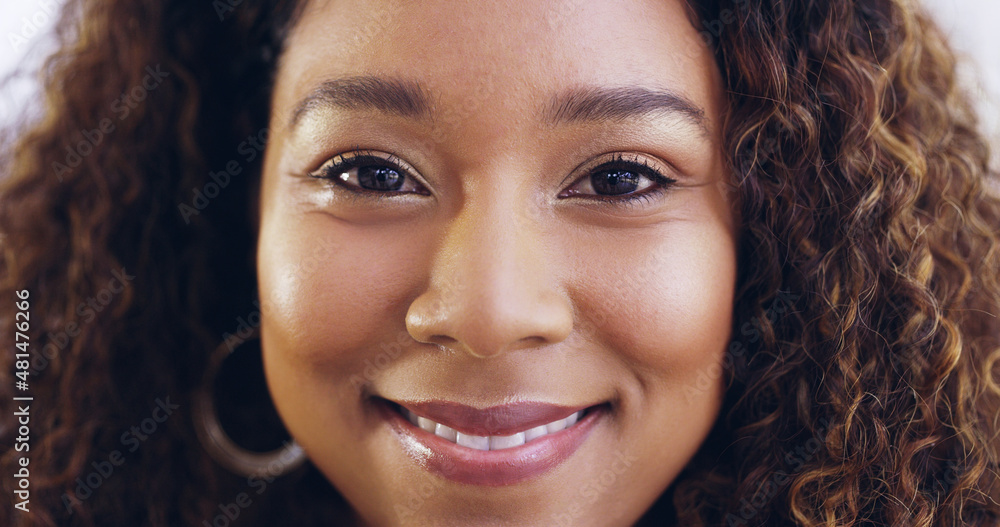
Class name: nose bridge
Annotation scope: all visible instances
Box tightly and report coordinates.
[443,191,536,309]
[405,178,572,358]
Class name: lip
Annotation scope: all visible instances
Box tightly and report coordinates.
[394,400,591,436]
[377,398,606,486]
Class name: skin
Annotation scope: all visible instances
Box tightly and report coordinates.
[256,0,738,525]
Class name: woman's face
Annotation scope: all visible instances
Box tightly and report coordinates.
[257,0,737,525]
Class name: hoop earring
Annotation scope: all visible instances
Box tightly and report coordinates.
[193,330,307,478]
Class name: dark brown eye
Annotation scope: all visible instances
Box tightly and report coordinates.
[309,151,429,197]
[590,168,643,196]
[356,165,404,191]
[560,154,677,206]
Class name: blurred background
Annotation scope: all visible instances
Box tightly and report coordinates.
[1,0,998,169]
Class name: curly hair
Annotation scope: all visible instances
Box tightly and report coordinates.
[1,0,998,526]
[673,0,1000,525]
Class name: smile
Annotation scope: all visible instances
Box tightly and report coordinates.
[376,398,608,486]
[401,406,584,450]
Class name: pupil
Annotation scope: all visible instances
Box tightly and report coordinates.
[359,166,403,190]
[593,169,639,195]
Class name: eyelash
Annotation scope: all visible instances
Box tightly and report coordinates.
[308,149,678,208]
[568,153,678,208]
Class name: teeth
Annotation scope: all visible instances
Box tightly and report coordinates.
[456,432,490,450]
[401,407,585,451]
[417,416,437,433]
[435,423,458,442]
[546,418,567,433]
[489,432,525,450]
[524,425,549,441]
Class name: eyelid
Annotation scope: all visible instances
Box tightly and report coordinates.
[308,148,429,196]
[561,151,678,198]
[307,148,677,209]
[308,148,410,177]
[572,151,675,180]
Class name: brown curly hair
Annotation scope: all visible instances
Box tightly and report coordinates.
[1,0,998,526]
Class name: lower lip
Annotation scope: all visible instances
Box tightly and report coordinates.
[378,400,605,487]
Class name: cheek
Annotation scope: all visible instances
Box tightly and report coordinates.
[578,220,737,377]
[256,213,417,377]
[558,215,736,506]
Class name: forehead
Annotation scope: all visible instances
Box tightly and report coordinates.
[273,0,723,133]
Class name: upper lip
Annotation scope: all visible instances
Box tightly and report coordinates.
[388,399,595,436]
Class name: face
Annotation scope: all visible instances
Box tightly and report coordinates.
[256,0,737,525]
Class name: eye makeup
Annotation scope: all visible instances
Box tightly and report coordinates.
[308,148,678,209]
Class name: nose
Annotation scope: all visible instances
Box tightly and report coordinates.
[405,189,573,359]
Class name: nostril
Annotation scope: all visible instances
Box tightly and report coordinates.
[429,335,554,359]
[425,335,459,351]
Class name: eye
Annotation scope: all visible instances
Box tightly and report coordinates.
[559,153,678,206]
[308,150,429,197]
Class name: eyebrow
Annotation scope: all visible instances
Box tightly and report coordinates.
[287,75,708,134]
[288,76,432,127]
[543,85,708,133]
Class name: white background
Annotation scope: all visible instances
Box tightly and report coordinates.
[1,0,998,168]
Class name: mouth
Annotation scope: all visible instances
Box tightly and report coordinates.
[374,397,609,486]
